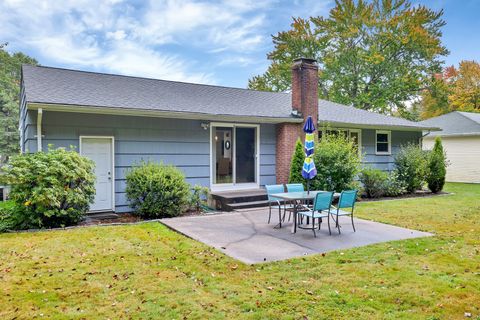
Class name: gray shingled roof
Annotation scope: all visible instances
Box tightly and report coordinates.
[318,100,438,130]
[22,65,437,130]
[22,65,293,119]
[420,111,480,136]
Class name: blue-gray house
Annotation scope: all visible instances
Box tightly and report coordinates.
[19,59,438,213]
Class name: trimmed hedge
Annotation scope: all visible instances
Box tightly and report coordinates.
[126,162,190,218]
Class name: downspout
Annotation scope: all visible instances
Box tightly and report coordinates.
[36,108,43,152]
[420,130,431,148]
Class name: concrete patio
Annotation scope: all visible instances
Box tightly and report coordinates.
[161,208,432,264]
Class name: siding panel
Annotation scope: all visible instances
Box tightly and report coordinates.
[30,111,277,212]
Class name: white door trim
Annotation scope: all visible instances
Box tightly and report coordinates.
[79,136,115,212]
[210,122,260,191]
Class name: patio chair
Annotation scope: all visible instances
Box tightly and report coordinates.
[329,190,358,234]
[285,183,307,221]
[297,191,334,237]
[265,184,287,227]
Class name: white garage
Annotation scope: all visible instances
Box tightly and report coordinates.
[421,112,480,183]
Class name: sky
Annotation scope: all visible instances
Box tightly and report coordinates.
[1,0,479,88]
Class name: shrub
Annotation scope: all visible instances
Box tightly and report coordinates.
[427,136,447,193]
[0,147,95,230]
[394,143,429,193]
[311,133,361,192]
[359,167,388,198]
[383,171,407,197]
[190,185,209,213]
[288,138,306,187]
[126,162,190,218]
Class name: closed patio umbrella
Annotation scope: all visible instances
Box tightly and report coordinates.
[301,116,317,193]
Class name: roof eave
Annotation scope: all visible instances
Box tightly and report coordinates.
[27,102,303,124]
[318,120,441,132]
[424,131,480,138]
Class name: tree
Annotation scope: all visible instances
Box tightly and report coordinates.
[449,61,480,112]
[249,0,448,115]
[0,45,38,162]
[288,139,306,186]
[419,73,452,119]
[420,61,480,119]
[426,136,447,193]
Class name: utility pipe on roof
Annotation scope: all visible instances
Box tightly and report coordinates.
[37,108,43,152]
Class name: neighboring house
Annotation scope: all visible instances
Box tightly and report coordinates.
[20,59,438,213]
[421,111,480,183]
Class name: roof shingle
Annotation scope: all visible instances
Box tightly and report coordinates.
[22,64,437,130]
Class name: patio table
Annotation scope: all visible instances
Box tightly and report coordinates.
[271,191,340,234]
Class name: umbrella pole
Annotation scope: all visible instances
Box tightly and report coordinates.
[307,180,310,194]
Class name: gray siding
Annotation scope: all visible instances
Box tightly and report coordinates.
[360,129,422,171]
[24,110,276,212]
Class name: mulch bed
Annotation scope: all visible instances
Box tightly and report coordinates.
[79,210,206,226]
[359,190,450,202]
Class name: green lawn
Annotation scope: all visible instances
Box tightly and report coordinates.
[1,183,479,319]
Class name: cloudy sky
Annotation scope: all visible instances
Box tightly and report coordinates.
[1,0,479,88]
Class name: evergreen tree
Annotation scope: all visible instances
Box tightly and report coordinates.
[0,45,38,162]
[288,139,306,186]
[427,136,447,193]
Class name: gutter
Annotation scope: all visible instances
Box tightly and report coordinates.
[318,120,441,132]
[27,102,303,124]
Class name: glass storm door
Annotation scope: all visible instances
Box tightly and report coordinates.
[212,125,257,186]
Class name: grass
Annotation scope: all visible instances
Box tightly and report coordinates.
[1,183,479,319]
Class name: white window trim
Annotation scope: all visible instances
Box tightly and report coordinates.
[319,128,363,156]
[375,130,391,155]
[79,136,115,212]
[209,122,260,191]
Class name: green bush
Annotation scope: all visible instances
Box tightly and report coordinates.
[394,143,429,193]
[126,162,190,218]
[0,148,95,230]
[190,185,209,213]
[427,136,447,193]
[311,133,361,192]
[383,171,407,197]
[359,167,388,198]
[288,139,306,187]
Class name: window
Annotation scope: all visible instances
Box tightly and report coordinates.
[319,128,362,155]
[375,130,391,155]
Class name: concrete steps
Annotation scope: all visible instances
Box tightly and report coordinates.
[211,189,268,211]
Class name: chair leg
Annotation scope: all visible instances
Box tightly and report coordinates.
[312,217,316,237]
[351,214,356,232]
[278,206,282,228]
[336,214,341,234]
[268,205,271,224]
[327,214,331,235]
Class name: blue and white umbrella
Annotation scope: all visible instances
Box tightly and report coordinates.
[301,116,317,192]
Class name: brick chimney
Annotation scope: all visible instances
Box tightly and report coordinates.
[276,58,319,184]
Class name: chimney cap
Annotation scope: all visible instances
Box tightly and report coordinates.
[293,57,317,65]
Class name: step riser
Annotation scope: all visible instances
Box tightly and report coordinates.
[215,194,268,204]
[225,203,268,210]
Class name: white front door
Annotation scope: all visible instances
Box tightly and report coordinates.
[80,137,114,211]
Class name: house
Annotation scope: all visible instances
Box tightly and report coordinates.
[20,58,438,213]
[421,111,480,183]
